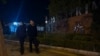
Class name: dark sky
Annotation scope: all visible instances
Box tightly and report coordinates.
[0,0,49,24]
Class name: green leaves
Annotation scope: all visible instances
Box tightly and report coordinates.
[0,0,7,4]
[49,0,92,17]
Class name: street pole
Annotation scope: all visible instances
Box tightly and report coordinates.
[0,22,8,56]
[45,16,48,34]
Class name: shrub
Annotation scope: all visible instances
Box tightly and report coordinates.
[38,33,100,52]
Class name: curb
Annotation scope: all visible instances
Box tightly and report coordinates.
[40,45,100,56]
[5,39,100,56]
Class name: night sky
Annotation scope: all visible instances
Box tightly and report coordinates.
[0,0,49,24]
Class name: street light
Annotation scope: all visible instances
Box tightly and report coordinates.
[13,22,18,26]
[13,22,18,33]
[45,20,48,24]
[45,16,48,24]
[45,16,48,33]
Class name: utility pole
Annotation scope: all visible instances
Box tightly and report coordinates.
[0,22,8,56]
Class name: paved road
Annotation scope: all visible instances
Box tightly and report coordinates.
[6,41,84,56]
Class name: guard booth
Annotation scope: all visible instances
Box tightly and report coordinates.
[0,22,8,56]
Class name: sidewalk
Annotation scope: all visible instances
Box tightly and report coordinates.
[6,41,84,56]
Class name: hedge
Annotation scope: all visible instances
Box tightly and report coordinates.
[38,33,100,52]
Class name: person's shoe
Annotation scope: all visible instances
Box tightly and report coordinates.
[35,49,40,54]
[29,50,33,53]
[20,53,24,56]
[21,52,24,55]
[20,54,24,56]
[21,54,24,56]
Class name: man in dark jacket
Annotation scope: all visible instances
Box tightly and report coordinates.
[27,20,40,54]
[16,22,26,55]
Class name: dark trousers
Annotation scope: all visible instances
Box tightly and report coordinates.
[29,36,40,53]
[19,37,25,55]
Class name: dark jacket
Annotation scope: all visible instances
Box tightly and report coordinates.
[27,25,37,37]
[16,24,26,37]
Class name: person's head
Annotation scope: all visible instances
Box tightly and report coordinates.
[30,20,35,26]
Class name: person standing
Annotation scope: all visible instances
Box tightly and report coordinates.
[16,22,26,55]
[27,20,40,54]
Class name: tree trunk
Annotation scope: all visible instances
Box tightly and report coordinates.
[0,22,8,56]
[79,8,82,15]
[85,4,88,14]
[76,8,79,16]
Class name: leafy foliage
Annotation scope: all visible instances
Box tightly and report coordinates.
[38,33,100,52]
[0,0,7,4]
[49,0,92,17]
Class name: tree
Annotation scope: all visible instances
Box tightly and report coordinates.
[0,22,8,56]
[0,0,7,4]
[92,0,100,34]
[0,1,8,56]
[49,0,70,18]
[48,0,92,19]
